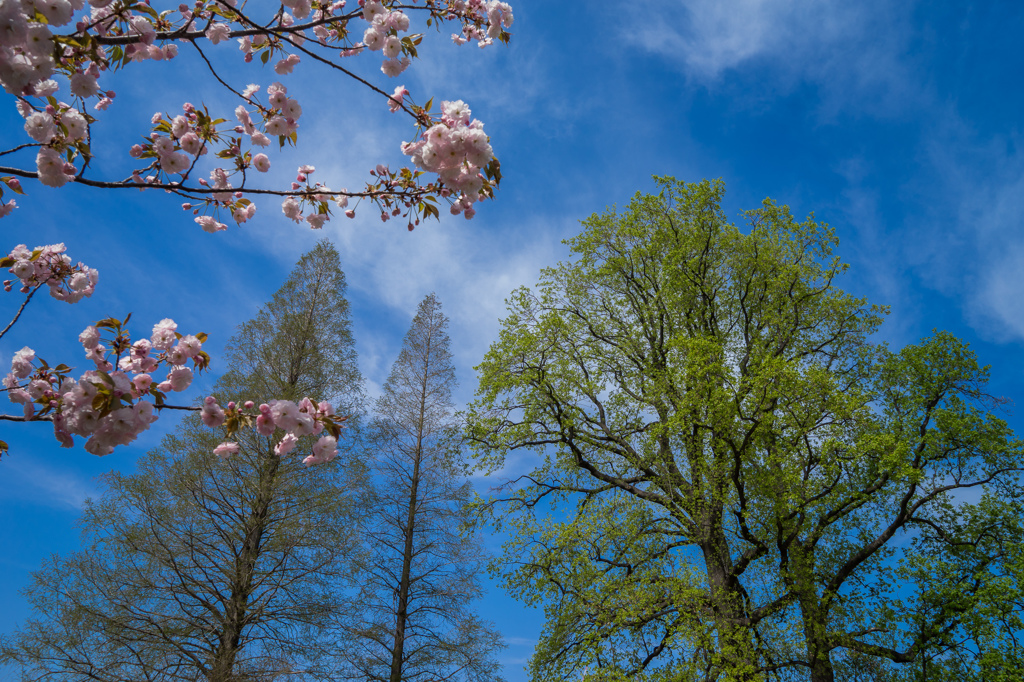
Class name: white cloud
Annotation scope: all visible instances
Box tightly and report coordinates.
[905,111,1024,342]
[825,157,926,348]
[622,0,921,117]
[965,241,1024,342]
[316,206,577,406]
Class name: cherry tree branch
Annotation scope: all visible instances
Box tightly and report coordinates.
[0,414,53,422]
[79,12,358,46]
[0,166,437,200]
[0,404,203,422]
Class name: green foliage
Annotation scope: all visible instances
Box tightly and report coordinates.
[466,177,1024,682]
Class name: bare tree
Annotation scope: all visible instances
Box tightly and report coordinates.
[339,293,506,682]
[0,241,370,681]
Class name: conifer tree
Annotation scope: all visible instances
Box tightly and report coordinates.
[340,293,506,682]
[0,240,369,682]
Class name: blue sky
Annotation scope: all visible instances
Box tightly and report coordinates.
[2,1,1024,680]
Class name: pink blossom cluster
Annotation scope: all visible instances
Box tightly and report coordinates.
[2,243,97,303]
[237,81,302,144]
[450,0,514,47]
[1,0,121,105]
[209,396,343,466]
[131,105,208,178]
[4,314,346,464]
[360,1,413,77]
[168,84,306,230]
[0,0,73,97]
[89,2,179,66]
[19,99,90,188]
[402,100,494,218]
[4,317,205,456]
[279,165,342,229]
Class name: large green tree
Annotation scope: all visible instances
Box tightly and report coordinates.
[338,293,506,682]
[465,178,1024,682]
[0,240,370,681]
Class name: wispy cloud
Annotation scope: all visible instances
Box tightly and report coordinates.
[503,636,540,647]
[621,0,921,118]
[0,455,97,510]
[902,109,1024,343]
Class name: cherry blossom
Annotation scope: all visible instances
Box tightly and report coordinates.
[1,243,97,303]
[0,0,513,232]
[2,286,348,461]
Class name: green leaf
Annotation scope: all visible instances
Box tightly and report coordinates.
[134,4,159,20]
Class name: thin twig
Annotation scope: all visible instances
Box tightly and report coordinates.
[0,142,39,158]
[0,283,43,342]
[0,413,52,422]
[190,40,249,103]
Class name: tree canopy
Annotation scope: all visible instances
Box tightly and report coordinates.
[466,177,1024,682]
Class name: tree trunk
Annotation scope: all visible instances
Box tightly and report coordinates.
[791,543,835,682]
[388,445,422,682]
[209,450,281,681]
[700,503,758,681]
[388,332,432,682]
